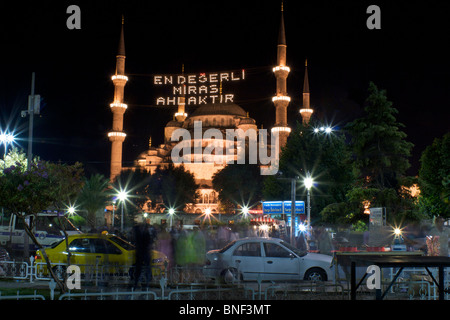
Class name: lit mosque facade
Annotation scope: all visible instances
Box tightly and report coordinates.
[107,6,313,215]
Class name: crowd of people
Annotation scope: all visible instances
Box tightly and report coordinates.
[98,215,449,285]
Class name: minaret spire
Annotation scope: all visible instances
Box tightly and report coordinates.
[117,15,126,57]
[272,2,291,151]
[300,59,314,125]
[108,16,128,181]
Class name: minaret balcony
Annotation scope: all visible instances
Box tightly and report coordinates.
[272,95,291,103]
[108,131,126,142]
[300,108,313,114]
[271,126,291,134]
[175,112,188,118]
[112,75,128,81]
[272,65,290,73]
[110,102,128,110]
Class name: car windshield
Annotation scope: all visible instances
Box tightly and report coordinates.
[51,238,65,249]
[109,235,135,251]
[219,240,237,253]
[280,240,307,257]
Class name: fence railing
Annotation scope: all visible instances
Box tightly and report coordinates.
[0,259,449,300]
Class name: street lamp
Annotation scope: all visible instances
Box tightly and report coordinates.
[0,131,15,157]
[313,126,333,134]
[241,205,249,220]
[303,173,313,237]
[117,190,128,233]
[67,206,76,216]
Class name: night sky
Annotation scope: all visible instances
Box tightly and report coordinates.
[0,0,449,177]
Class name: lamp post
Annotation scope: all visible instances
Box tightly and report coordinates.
[303,173,313,238]
[117,190,128,233]
[277,175,299,246]
[111,198,117,229]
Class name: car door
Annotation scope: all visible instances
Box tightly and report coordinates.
[68,237,94,272]
[102,239,125,273]
[262,241,300,281]
[230,241,264,281]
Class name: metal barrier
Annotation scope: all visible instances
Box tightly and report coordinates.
[0,260,30,280]
[59,288,158,300]
[1,260,448,300]
[0,291,45,300]
[264,281,345,300]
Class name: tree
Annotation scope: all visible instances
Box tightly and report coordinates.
[148,164,198,212]
[113,165,198,217]
[212,162,263,212]
[77,173,111,230]
[346,82,414,190]
[345,82,416,223]
[418,132,450,218]
[112,168,153,225]
[0,156,84,292]
[263,121,355,223]
[0,147,27,170]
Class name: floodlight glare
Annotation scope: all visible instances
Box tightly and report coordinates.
[299,223,307,232]
[304,176,313,190]
[117,190,128,201]
[67,206,75,215]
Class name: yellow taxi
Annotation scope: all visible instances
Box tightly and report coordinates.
[34,233,168,276]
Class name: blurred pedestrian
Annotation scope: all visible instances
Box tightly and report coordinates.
[132,221,154,287]
[317,226,333,256]
[217,225,230,248]
[428,216,449,257]
[296,231,308,252]
[192,227,206,265]
[156,225,173,269]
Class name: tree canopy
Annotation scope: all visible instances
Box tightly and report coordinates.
[212,162,263,212]
[346,82,414,190]
[418,132,450,218]
[263,120,355,223]
[113,164,198,216]
[342,82,417,224]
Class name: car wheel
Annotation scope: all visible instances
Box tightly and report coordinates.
[220,268,241,284]
[304,267,327,282]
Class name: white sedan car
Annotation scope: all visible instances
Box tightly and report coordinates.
[203,237,334,282]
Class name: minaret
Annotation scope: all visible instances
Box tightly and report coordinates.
[299,59,313,125]
[272,2,291,151]
[175,64,187,122]
[108,16,128,181]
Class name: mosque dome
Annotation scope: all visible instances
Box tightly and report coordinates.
[165,120,183,128]
[189,103,247,118]
[239,117,256,125]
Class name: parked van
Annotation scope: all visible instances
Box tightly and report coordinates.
[0,211,80,254]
